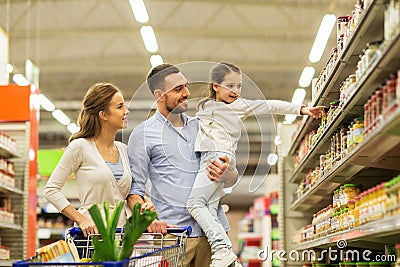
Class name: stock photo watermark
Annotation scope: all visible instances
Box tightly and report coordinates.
[257,240,397,262]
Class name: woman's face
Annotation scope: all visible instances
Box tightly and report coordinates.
[104,92,129,129]
[214,71,242,104]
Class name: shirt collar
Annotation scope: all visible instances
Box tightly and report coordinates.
[155,110,197,127]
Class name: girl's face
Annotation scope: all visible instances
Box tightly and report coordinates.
[214,71,242,104]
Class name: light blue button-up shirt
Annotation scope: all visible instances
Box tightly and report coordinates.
[128,111,230,237]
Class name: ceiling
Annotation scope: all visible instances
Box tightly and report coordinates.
[0,0,354,208]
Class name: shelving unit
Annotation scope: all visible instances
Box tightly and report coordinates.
[280,0,400,266]
[0,84,39,264]
[0,123,30,266]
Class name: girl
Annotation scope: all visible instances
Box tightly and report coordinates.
[186,62,324,267]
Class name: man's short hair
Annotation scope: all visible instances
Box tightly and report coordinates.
[147,63,180,94]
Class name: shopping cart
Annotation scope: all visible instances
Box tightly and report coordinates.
[13,226,192,267]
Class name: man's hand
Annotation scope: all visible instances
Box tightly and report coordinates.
[146,219,178,235]
[207,155,238,187]
[300,106,325,119]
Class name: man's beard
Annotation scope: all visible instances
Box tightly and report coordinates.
[166,96,188,114]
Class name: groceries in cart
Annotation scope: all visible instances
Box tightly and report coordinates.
[13,202,192,267]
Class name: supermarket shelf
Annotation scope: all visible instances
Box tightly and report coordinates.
[0,184,23,195]
[293,215,400,250]
[0,260,12,267]
[0,221,22,231]
[288,0,385,156]
[238,232,263,241]
[291,106,400,211]
[0,143,20,159]
[289,30,400,184]
[37,228,66,239]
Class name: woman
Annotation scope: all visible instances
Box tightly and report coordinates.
[44,82,152,237]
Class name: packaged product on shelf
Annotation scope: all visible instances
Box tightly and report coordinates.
[0,245,10,260]
[384,73,398,116]
[337,15,350,41]
[397,70,400,104]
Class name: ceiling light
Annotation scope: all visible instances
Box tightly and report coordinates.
[140,26,158,53]
[291,88,306,105]
[5,63,13,73]
[309,14,336,63]
[39,94,55,112]
[299,66,315,87]
[267,153,279,165]
[13,74,30,86]
[129,0,149,23]
[52,109,70,126]
[150,54,163,68]
[67,123,80,134]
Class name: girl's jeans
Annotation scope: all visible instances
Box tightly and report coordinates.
[186,151,235,253]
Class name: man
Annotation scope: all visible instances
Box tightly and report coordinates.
[127,63,238,267]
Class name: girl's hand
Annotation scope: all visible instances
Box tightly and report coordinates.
[300,106,325,119]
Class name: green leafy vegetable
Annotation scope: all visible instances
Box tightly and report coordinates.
[88,201,157,262]
[118,203,158,260]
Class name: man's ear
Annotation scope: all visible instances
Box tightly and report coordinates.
[154,89,163,101]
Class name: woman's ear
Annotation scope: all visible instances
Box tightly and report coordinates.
[99,110,107,120]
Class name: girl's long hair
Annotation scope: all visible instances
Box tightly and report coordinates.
[198,61,241,109]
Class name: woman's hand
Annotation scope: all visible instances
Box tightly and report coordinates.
[141,198,156,212]
[78,217,98,238]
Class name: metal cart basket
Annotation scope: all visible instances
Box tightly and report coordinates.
[13,226,192,267]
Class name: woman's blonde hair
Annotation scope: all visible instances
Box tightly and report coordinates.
[69,82,121,142]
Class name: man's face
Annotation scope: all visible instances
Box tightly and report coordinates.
[159,72,190,114]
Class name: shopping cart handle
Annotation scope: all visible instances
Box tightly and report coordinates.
[67,227,124,236]
[67,225,192,236]
[166,226,192,236]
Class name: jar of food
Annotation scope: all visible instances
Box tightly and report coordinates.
[327,101,339,124]
[374,88,384,123]
[340,127,348,158]
[343,184,362,204]
[364,41,382,69]
[354,195,361,227]
[386,73,397,113]
[352,118,364,145]
[348,199,355,228]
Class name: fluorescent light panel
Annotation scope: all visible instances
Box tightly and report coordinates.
[291,88,306,105]
[284,114,297,124]
[39,94,55,112]
[129,0,149,23]
[67,123,80,134]
[150,54,163,68]
[309,14,336,63]
[140,26,158,53]
[299,66,315,87]
[52,109,70,126]
[13,74,30,86]
[5,64,13,73]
